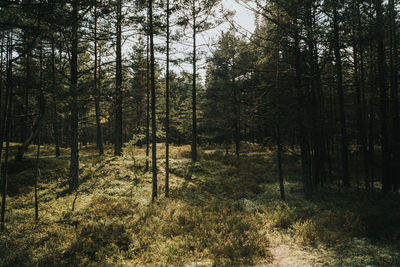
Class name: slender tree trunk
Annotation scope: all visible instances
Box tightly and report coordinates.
[0,99,11,232]
[35,135,41,221]
[375,0,391,193]
[327,81,335,184]
[51,38,60,158]
[369,101,375,190]
[149,0,157,201]
[306,2,323,189]
[69,0,79,190]
[232,53,240,157]
[94,3,104,156]
[332,4,350,187]
[145,32,150,172]
[355,0,369,190]
[114,0,123,156]
[294,22,312,200]
[352,24,362,189]
[23,51,30,142]
[165,0,170,197]
[0,33,3,132]
[191,0,198,162]
[276,13,285,200]
[389,0,400,192]
[1,33,12,231]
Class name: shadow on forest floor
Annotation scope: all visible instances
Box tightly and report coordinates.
[0,143,399,266]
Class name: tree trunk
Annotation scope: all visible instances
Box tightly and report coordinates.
[23,51,30,142]
[16,43,46,161]
[51,38,60,158]
[0,97,11,232]
[275,12,285,200]
[375,0,391,193]
[1,33,13,231]
[389,0,400,192]
[114,0,123,156]
[94,3,104,156]
[69,0,79,190]
[369,101,375,190]
[145,32,150,172]
[307,2,324,189]
[35,135,41,221]
[333,4,350,187]
[191,0,198,162]
[232,56,240,158]
[0,33,3,133]
[149,0,157,201]
[165,0,170,197]
[354,0,369,190]
[294,21,312,200]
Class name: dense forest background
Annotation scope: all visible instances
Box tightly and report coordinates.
[1,0,400,265]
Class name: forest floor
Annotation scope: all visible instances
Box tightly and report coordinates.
[0,143,400,266]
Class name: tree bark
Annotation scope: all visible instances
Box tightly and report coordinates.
[333,4,350,187]
[52,37,60,158]
[354,0,369,190]
[149,0,157,201]
[232,55,240,158]
[94,2,104,156]
[165,0,170,197]
[191,0,198,162]
[114,0,123,156]
[23,50,30,142]
[307,1,324,189]
[0,33,3,133]
[375,0,391,193]
[294,20,312,200]
[34,135,41,221]
[276,9,285,200]
[16,42,46,161]
[69,0,80,190]
[145,31,150,172]
[1,33,13,232]
[389,0,400,192]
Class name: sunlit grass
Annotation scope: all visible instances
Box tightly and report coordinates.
[0,142,399,266]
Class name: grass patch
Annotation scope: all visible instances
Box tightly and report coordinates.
[0,143,399,266]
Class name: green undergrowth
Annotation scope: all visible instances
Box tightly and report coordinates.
[0,143,399,266]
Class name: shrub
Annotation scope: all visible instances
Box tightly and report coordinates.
[67,222,131,262]
[292,219,319,245]
[270,204,296,228]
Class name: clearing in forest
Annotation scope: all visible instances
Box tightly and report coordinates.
[0,143,399,266]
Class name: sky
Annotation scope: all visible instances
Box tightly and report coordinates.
[121,1,256,81]
[221,0,256,34]
[170,0,256,80]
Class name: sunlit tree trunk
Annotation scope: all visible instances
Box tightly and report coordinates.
[191,0,198,162]
[145,33,150,172]
[165,0,170,197]
[149,0,157,201]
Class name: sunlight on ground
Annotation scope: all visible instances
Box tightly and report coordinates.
[0,143,399,266]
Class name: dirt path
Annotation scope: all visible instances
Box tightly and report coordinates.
[266,238,325,266]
